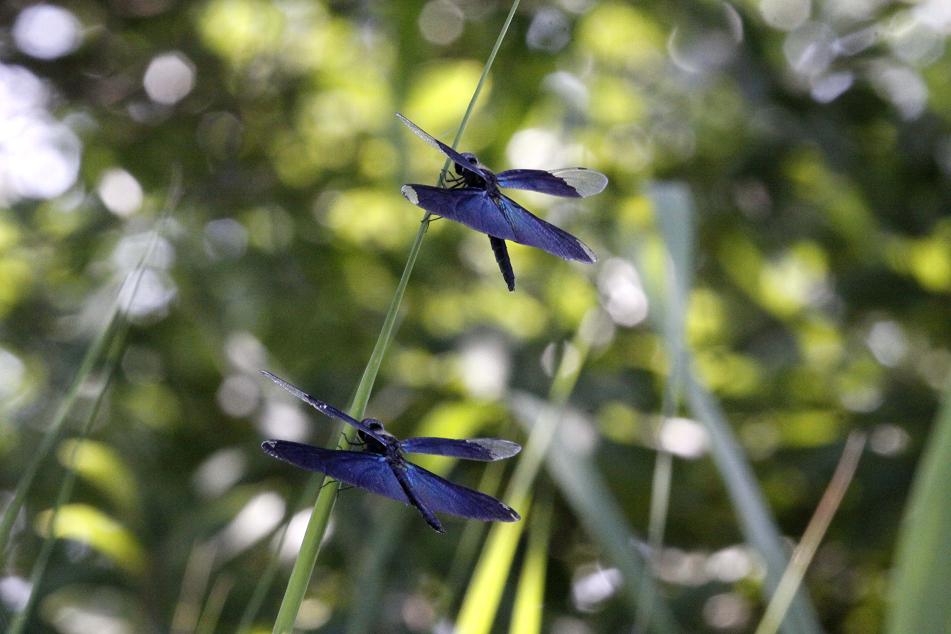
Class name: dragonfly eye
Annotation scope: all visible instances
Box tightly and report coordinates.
[364,418,385,432]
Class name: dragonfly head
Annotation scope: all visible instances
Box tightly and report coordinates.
[362,418,398,441]
[454,152,493,189]
[363,418,385,432]
[454,152,481,173]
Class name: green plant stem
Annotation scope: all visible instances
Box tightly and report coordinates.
[270,4,521,631]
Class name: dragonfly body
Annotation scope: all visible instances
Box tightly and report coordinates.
[398,113,608,291]
[260,371,520,533]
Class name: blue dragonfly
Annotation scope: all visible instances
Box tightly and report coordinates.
[398,113,608,291]
[260,371,521,533]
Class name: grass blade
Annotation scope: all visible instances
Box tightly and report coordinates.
[195,574,235,634]
[885,379,951,634]
[7,333,126,633]
[634,182,821,634]
[684,367,822,634]
[508,487,552,634]
[638,183,693,632]
[171,542,218,634]
[540,405,679,633]
[755,432,866,634]
[0,177,180,563]
[269,3,521,631]
[456,335,586,634]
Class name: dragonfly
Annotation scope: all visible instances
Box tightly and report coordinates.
[398,113,608,291]
[260,371,521,533]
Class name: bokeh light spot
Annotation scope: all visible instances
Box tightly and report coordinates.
[760,0,810,31]
[13,4,81,60]
[97,169,144,217]
[418,0,464,46]
[527,8,571,53]
[143,52,196,105]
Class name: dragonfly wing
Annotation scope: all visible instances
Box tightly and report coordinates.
[396,113,486,180]
[262,441,410,504]
[260,371,386,443]
[400,437,522,461]
[497,195,597,262]
[403,462,520,522]
[496,168,608,198]
[401,185,518,241]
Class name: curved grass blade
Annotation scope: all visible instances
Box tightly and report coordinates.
[755,432,866,634]
[884,380,951,634]
[454,338,582,634]
[7,337,125,633]
[269,2,522,631]
[0,179,179,563]
[634,182,821,634]
[511,391,679,634]
[459,330,679,633]
[684,368,822,634]
[195,573,235,634]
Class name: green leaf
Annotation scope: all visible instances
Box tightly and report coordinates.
[885,380,951,634]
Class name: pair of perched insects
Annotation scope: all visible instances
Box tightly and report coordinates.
[263,115,607,531]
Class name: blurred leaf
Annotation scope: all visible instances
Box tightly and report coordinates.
[885,380,951,634]
[56,439,140,519]
[34,503,146,576]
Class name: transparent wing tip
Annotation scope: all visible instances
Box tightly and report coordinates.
[473,438,522,460]
[555,168,609,197]
[401,185,419,205]
[579,240,598,263]
[260,370,307,400]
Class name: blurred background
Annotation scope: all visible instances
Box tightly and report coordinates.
[0,0,949,632]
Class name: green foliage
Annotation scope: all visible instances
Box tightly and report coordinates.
[0,0,948,632]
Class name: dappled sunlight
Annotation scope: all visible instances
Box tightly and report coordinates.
[0,64,80,203]
[2,0,948,631]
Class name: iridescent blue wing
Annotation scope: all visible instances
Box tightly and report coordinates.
[262,440,409,502]
[496,168,608,198]
[496,194,597,262]
[399,437,521,461]
[260,371,387,443]
[396,113,487,180]
[400,186,597,263]
[404,462,521,522]
[401,185,518,241]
